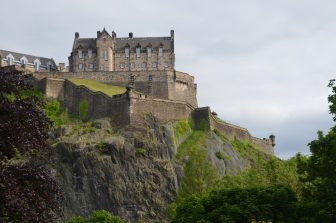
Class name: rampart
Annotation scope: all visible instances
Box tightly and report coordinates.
[33,70,197,108]
[192,107,274,154]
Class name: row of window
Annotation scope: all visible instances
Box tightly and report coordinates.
[78,62,169,71]
[5,56,42,71]
[78,47,164,59]
[119,62,169,69]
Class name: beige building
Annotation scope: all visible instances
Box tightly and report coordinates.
[68,28,175,72]
[0,49,57,72]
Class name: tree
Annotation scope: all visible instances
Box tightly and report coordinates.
[0,69,50,160]
[172,185,298,223]
[66,210,127,223]
[0,68,62,222]
[296,79,336,222]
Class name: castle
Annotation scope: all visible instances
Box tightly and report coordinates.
[3,29,276,154]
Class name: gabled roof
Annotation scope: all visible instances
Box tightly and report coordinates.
[0,49,56,67]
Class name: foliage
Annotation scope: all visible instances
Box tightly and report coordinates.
[136,147,146,156]
[295,80,336,222]
[98,142,108,154]
[79,99,89,122]
[68,78,126,96]
[0,69,63,222]
[66,210,127,223]
[218,156,302,197]
[0,70,51,160]
[0,162,63,223]
[215,151,230,161]
[171,185,298,223]
[170,129,219,218]
[173,118,191,144]
[175,130,207,160]
[45,99,72,127]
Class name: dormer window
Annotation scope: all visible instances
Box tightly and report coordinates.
[34,59,41,71]
[159,47,163,57]
[6,54,14,65]
[125,47,130,58]
[20,57,27,65]
[136,47,141,58]
[147,48,152,57]
[78,50,83,59]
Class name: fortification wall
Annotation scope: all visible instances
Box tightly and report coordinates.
[62,80,130,126]
[33,70,197,107]
[130,92,195,126]
[192,107,274,154]
[167,71,198,107]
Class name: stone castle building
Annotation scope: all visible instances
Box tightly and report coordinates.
[69,29,175,72]
[0,28,275,154]
[0,49,57,72]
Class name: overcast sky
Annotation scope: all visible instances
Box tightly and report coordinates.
[1,0,335,159]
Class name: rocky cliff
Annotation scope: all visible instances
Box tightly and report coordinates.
[49,116,270,222]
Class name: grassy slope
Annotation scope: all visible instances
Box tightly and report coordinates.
[67,78,126,96]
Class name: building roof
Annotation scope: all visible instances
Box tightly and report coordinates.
[72,36,173,51]
[73,38,97,51]
[0,49,56,67]
[115,37,172,50]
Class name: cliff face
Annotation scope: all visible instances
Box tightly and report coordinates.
[50,117,263,222]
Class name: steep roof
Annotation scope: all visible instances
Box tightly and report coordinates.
[73,38,97,50]
[115,37,172,50]
[0,49,56,67]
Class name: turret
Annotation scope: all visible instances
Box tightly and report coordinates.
[129,32,133,38]
[75,32,79,39]
[269,134,276,147]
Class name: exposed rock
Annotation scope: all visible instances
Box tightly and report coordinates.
[49,117,259,222]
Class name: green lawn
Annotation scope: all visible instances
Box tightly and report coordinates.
[67,78,126,96]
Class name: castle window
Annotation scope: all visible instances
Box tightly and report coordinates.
[89,63,94,69]
[131,63,135,69]
[78,63,83,70]
[147,48,152,57]
[148,75,152,81]
[142,63,147,68]
[78,50,83,59]
[100,64,105,71]
[136,47,141,58]
[125,48,130,58]
[103,50,108,60]
[152,63,157,68]
[159,47,163,57]
[88,50,92,58]
[120,63,125,69]
[164,62,169,68]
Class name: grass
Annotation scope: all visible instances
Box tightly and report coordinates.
[175,130,207,160]
[67,78,126,96]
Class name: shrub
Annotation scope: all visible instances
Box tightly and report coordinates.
[79,99,89,122]
[136,148,146,156]
[66,210,127,223]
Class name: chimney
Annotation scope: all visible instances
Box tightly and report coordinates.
[75,32,79,39]
[112,31,116,39]
[170,30,174,39]
[129,32,133,38]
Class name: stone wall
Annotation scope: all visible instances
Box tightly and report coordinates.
[192,107,274,154]
[33,70,198,107]
[62,80,130,126]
